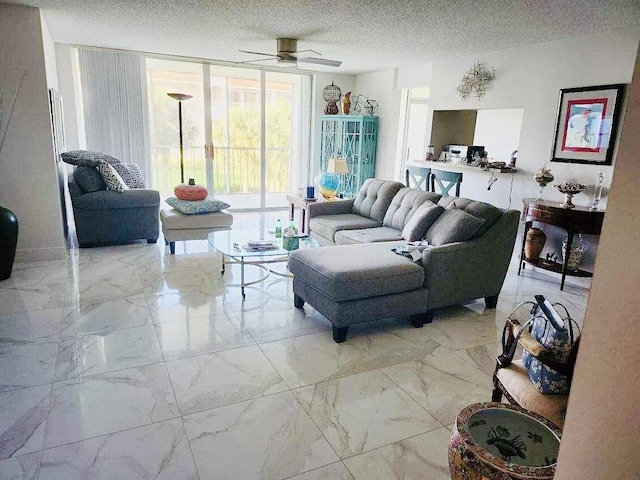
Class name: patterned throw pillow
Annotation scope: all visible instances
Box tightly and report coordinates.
[165,197,230,215]
[97,161,129,192]
[61,150,122,167]
[522,316,574,394]
[113,163,147,189]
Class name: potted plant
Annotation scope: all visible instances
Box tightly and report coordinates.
[0,72,26,280]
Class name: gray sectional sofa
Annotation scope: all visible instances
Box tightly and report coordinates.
[289,178,519,343]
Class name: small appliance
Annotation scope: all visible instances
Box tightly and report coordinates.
[448,145,468,164]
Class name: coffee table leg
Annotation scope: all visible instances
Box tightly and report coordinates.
[240,259,246,299]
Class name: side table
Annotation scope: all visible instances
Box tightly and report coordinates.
[519,198,605,290]
[286,194,325,233]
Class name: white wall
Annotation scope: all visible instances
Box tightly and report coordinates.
[354,69,402,180]
[426,29,639,210]
[40,13,58,90]
[427,29,639,277]
[473,108,523,162]
[0,4,66,262]
[556,46,640,480]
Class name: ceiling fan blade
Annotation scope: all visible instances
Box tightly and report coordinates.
[235,58,282,64]
[238,50,279,58]
[289,49,322,59]
[297,57,342,68]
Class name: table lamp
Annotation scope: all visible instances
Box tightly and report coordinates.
[319,158,349,199]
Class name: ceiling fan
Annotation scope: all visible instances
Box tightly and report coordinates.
[239,38,342,68]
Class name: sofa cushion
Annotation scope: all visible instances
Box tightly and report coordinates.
[352,179,404,223]
[496,359,568,427]
[438,197,503,236]
[113,163,147,189]
[335,227,404,245]
[425,208,485,246]
[309,214,380,242]
[160,208,233,230]
[165,197,230,215]
[289,242,424,302]
[402,201,444,241]
[382,188,441,230]
[73,166,106,193]
[61,150,122,167]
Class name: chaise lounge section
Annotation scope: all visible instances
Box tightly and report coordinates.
[289,179,519,342]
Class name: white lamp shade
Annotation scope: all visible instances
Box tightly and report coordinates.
[327,158,349,174]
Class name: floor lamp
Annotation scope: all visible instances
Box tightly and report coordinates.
[167,93,193,184]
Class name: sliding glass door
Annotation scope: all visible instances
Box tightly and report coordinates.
[208,66,261,209]
[147,59,310,210]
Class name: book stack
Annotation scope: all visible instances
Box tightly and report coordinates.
[243,240,279,252]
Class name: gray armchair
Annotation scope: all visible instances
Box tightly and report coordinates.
[68,171,160,247]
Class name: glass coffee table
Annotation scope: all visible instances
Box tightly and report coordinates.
[208,229,321,298]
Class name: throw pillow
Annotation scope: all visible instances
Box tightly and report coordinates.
[401,201,444,241]
[113,163,147,189]
[61,150,122,167]
[97,161,129,192]
[424,209,485,246]
[166,197,230,215]
[73,166,106,193]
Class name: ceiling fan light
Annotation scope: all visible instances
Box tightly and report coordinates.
[277,57,297,67]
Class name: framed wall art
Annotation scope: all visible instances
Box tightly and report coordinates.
[551,84,625,165]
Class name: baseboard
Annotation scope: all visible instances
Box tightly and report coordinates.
[15,246,67,263]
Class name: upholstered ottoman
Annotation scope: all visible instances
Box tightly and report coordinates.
[160,208,233,254]
[289,242,429,343]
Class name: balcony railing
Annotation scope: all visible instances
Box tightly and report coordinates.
[151,145,291,197]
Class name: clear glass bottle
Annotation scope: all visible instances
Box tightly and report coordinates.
[562,233,587,272]
[590,171,604,211]
[275,219,282,239]
[288,218,298,236]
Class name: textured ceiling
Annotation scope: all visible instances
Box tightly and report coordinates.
[11,0,640,74]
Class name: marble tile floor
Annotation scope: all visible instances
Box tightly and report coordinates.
[0,236,589,479]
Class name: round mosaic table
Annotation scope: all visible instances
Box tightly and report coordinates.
[449,402,561,480]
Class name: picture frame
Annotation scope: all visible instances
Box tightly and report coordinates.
[551,84,625,165]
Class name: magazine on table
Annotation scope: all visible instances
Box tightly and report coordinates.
[243,240,279,252]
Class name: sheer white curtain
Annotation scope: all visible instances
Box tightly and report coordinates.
[77,48,151,181]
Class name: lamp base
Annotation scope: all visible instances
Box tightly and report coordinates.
[319,172,339,199]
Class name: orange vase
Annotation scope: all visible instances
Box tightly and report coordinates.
[525,228,546,261]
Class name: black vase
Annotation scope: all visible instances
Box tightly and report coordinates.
[0,205,18,281]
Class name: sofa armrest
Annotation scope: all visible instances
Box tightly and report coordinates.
[72,189,161,210]
[308,198,355,218]
[421,209,519,309]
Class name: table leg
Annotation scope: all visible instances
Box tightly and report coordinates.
[221,254,226,275]
[560,232,573,291]
[518,221,532,276]
[241,259,246,299]
[289,202,295,221]
[301,207,307,233]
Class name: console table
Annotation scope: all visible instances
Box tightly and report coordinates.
[519,198,605,290]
